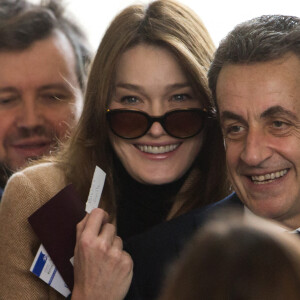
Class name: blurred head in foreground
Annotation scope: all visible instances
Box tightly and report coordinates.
[159,210,300,300]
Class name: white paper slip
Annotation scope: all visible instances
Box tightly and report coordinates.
[85,165,106,213]
[30,244,71,297]
[70,165,107,264]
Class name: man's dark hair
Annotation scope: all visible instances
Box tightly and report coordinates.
[0,0,92,91]
[208,15,300,109]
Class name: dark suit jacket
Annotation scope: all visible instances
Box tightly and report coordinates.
[124,193,243,300]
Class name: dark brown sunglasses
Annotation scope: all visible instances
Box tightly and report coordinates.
[106,108,209,139]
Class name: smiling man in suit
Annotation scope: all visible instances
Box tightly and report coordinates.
[209,15,300,230]
[124,14,300,300]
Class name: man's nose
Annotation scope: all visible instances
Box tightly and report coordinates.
[16,101,44,129]
[240,128,272,166]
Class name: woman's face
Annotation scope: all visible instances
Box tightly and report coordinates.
[108,44,205,185]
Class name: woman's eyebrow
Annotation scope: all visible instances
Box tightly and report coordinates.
[115,83,141,91]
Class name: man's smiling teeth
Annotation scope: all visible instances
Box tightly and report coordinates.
[251,169,288,184]
[137,144,179,154]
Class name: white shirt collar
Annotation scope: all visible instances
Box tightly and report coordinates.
[243,206,296,232]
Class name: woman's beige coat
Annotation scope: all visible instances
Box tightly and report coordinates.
[0,163,68,299]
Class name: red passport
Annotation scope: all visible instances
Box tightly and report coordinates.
[28,184,86,290]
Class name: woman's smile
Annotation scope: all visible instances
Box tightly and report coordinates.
[135,143,180,154]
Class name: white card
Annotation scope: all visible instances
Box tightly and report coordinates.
[70,166,106,264]
[85,166,106,213]
[30,244,71,297]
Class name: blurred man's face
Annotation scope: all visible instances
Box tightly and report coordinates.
[217,54,300,228]
[0,30,83,172]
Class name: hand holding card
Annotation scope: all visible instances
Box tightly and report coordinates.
[71,208,133,300]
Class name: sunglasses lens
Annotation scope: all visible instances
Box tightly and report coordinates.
[108,110,148,138]
[165,110,205,138]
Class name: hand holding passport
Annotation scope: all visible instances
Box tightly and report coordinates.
[28,166,106,296]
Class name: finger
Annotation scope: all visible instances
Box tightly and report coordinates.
[120,251,134,277]
[76,213,89,241]
[83,208,109,237]
[98,222,117,245]
[112,236,123,250]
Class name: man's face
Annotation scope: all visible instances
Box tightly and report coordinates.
[0,30,82,172]
[217,53,300,228]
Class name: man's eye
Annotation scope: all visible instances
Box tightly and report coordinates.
[44,94,64,101]
[270,120,292,135]
[228,125,243,133]
[223,125,246,140]
[120,96,139,104]
[0,97,18,105]
[273,120,285,128]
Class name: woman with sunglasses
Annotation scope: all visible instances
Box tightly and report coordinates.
[0,0,229,299]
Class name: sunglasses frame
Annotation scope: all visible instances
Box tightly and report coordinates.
[106,108,211,139]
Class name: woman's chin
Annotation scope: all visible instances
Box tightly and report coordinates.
[133,173,183,185]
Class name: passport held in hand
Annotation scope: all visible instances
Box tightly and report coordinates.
[28,184,86,290]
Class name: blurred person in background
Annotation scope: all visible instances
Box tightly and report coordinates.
[0,0,92,199]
